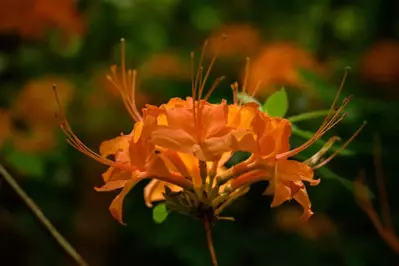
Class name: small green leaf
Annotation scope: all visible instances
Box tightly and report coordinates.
[263,87,288,117]
[153,203,169,224]
[5,150,46,178]
[236,92,262,110]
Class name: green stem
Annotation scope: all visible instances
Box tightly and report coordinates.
[287,110,330,123]
[0,163,88,266]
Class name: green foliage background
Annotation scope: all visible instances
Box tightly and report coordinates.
[1,0,399,265]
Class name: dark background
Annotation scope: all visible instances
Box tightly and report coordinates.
[1,0,399,265]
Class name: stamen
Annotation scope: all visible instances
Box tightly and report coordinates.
[276,68,351,160]
[198,35,226,102]
[191,52,197,125]
[231,82,238,105]
[325,67,351,120]
[242,57,250,96]
[121,38,127,87]
[304,136,341,166]
[53,85,134,173]
[250,80,262,97]
[313,121,366,169]
[197,66,204,101]
[130,70,142,121]
[194,40,208,100]
[190,52,195,101]
[204,76,226,101]
[106,39,143,122]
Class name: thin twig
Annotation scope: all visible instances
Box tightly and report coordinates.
[203,217,218,266]
[373,134,394,231]
[0,163,88,266]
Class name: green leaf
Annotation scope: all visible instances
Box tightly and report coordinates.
[236,92,262,110]
[263,87,288,117]
[5,150,46,178]
[152,203,169,224]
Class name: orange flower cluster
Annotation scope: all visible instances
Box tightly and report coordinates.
[55,40,360,224]
[1,76,74,153]
[0,0,84,39]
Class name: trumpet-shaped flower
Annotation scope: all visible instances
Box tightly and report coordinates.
[55,39,364,226]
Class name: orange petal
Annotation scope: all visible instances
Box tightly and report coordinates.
[146,153,173,177]
[201,100,229,138]
[293,186,314,220]
[109,179,139,225]
[219,151,233,168]
[227,104,240,126]
[164,106,196,137]
[263,180,275,196]
[99,135,129,158]
[230,129,258,154]
[258,117,291,156]
[177,153,202,187]
[193,134,232,161]
[164,97,189,108]
[228,102,259,129]
[276,160,319,185]
[129,139,153,170]
[151,126,196,154]
[144,179,183,207]
[270,180,292,207]
[132,122,144,143]
[95,179,129,192]
[97,167,138,190]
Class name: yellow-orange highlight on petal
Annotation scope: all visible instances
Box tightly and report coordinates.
[144,179,183,208]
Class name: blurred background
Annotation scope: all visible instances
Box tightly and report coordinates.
[1,0,399,265]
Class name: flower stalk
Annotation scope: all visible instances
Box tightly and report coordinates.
[203,216,218,266]
[0,163,88,266]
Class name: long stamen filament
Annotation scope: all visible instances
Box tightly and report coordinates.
[242,57,250,97]
[106,39,143,122]
[313,121,366,169]
[231,82,238,105]
[53,85,134,173]
[250,80,262,97]
[276,86,352,160]
[304,136,341,165]
[204,76,226,101]
[198,35,225,102]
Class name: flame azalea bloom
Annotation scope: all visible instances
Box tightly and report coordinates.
[227,109,318,219]
[150,97,232,161]
[225,71,365,219]
[56,39,364,231]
